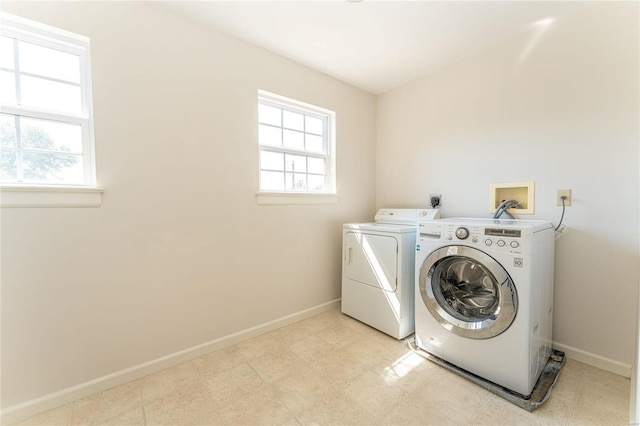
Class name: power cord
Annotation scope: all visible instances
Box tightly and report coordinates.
[555,196,566,231]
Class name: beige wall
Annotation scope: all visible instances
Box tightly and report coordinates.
[0,1,376,408]
[377,3,639,369]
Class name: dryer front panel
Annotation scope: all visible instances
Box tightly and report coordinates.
[344,231,398,292]
[419,245,517,339]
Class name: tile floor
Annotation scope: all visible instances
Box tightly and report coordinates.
[15,308,631,426]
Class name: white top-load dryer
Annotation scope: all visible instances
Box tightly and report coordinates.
[342,208,440,339]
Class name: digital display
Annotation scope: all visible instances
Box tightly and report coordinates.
[485,228,521,238]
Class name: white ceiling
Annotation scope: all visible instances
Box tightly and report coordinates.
[164,1,594,94]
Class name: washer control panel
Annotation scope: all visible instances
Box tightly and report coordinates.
[418,221,528,254]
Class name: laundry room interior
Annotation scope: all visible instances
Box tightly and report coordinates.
[0,1,638,425]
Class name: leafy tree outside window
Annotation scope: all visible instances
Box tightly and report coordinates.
[1,121,79,182]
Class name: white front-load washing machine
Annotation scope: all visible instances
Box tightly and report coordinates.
[414,218,555,396]
[342,208,440,339]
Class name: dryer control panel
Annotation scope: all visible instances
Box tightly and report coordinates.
[375,208,440,225]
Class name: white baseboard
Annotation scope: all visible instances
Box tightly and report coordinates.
[1,299,341,425]
[553,341,632,378]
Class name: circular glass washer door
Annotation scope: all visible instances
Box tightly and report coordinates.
[419,245,517,339]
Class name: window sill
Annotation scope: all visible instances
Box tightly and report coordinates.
[0,185,104,208]
[256,192,339,205]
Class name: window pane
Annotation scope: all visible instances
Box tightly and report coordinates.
[20,117,83,153]
[285,154,306,172]
[0,114,17,147]
[258,104,281,126]
[260,150,284,171]
[0,148,17,181]
[19,40,80,83]
[283,110,303,131]
[307,174,325,192]
[305,116,324,135]
[258,94,334,194]
[283,130,304,151]
[305,134,324,153]
[1,37,14,70]
[21,75,82,114]
[23,151,83,184]
[260,171,284,191]
[1,70,17,105]
[258,124,281,147]
[308,157,325,174]
[285,173,306,191]
[3,18,95,187]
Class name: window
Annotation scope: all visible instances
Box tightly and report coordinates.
[258,91,335,195]
[0,13,96,187]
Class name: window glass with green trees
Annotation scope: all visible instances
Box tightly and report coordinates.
[0,13,95,186]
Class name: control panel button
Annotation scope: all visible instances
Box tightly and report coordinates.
[472,237,478,243]
[497,240,506,247]
[510,241,519,248]
[455,227,469,240]
[485,239,493,246]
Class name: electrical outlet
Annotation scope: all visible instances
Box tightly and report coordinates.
[555,224,569,240]
[556,189,572,206]
[429,194,442,208]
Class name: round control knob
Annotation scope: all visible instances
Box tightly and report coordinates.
[510,241,519,248]
[497,240,506,247]
[455,227,469,240]
[472,237,478,243]
[485,239,493,246]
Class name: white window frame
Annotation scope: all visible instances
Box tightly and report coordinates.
[0,13,101,207]
[256,90,337,205]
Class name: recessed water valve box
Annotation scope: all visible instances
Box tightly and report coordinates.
[490,181,535,215]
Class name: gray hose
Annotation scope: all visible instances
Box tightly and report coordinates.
[493,199,521,219]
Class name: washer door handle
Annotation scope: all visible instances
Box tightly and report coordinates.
[347,246,353,264]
